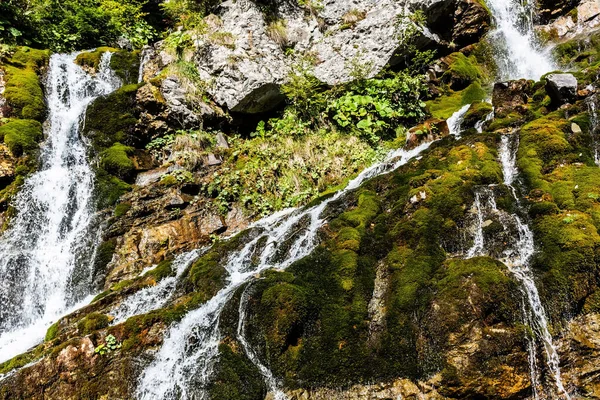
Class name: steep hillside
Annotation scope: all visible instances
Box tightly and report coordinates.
[1,0,600,399]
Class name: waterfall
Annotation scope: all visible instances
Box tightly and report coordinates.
[466,134,570,398]
[237,284,287,400]
[111,250,203,324]
[0,52,121,364]
[447,104,471,136]
[134,104,471,398]
[487,0,556,80]
[586,95,600,165]
[498,134,570,398]
[138,46,153,83]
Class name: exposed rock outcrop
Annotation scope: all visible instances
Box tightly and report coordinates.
[140,0,490,114]
[545,73,578,106]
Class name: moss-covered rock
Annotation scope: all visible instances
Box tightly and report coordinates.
[3,47,49,122]
[0,119,43,157]
[75,47,140,84]
[77,312,110,335]
[100,143,135,181]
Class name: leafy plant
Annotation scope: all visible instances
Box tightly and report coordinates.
[94,334,122,356]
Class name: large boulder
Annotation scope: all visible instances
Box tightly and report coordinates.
[141,0,490,114]
[545,73,578,106]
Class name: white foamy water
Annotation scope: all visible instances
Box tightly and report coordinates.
[487,0,556,80]
[134,106,470,399]
[447,104,471,137]
[466,134,570,398]
[111,250,203,324]
[0,52,121,363]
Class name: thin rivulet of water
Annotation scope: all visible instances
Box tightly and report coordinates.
[134,106,474,399]
[111,250,204,324]
[466,134,570,399]
[586,94,600,165]
[0,52,121,364]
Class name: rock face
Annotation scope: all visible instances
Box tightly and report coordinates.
[141,0,490,114]
[492,80,534,117]
[559,313,600,397]
[540,0,600,38]
[545,73,578,106]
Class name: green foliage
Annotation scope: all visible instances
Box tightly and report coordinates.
[328,72,428,143]
[205,132,379,216]
[164,31,193,58]
[280,61,326,124]
[94,334,122,356]
[160,0,220,30]
[0,119,43,156]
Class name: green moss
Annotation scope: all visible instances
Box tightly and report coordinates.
[159,174,179,186]
[114,202,131,217]
[91,239,117,282]
[0,345,43,375]
[77,312,109,335]
[441,52,483,90]
[3,47,49,122]
[208,343,267,400]
[75,48,140,84]
[339,190,380,231]
[0,119,43,156]
[45,322,59,342]
[187,251,227,298]
[110,50,141,84]
[427,83,487,120]
[143,259,174,282]
[75,47,118,69]
[84,83,141,150]
[100,143,135,181]
[463,101,493,129]
[95,171,132,209]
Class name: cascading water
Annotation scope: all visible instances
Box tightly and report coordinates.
[586,94,600,165]
[135,103,469,398]
[447,104,471,136]
[112,250,203,324]
[0,52,121,363]
[499,134,570,399]
[237,284,287,400]
[138,46,153,83]
[466,134,570,398]
[487,0,556,80]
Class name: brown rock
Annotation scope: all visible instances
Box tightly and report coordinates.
[492,80,534,118]
[406,119,449,150]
